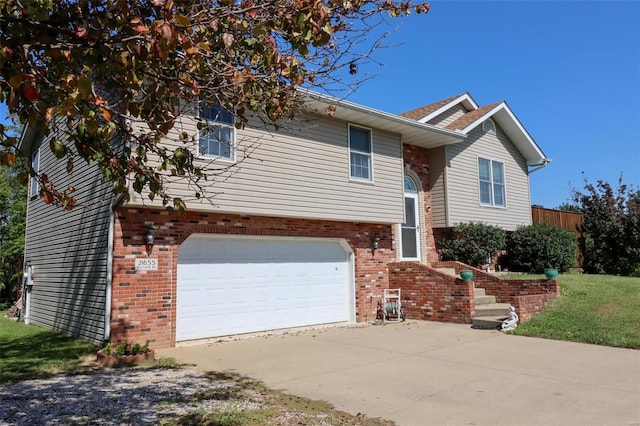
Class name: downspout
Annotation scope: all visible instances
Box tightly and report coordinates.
[104,194,126,343]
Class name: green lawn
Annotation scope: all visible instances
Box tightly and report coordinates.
[0,313,97,384]
[510,274,640,349]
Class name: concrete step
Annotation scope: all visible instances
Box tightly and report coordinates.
[435,267,456,277]
[472,315,508,329]
[474,303,511,317]
[474,295,497,305]
[474,287,486,297]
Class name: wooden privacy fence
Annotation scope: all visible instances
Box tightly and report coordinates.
[531,206,584,233]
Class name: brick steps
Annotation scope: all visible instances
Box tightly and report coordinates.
[472,287,511,329]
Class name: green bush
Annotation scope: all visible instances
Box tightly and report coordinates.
[506,224,577,273]
[438,222,506,267]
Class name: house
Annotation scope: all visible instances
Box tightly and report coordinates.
[19,91,552,348]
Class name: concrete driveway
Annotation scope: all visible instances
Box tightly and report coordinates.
[158,321,640,426]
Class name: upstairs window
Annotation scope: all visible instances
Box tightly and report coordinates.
[198,103,235,160]
[478,157,506,207]
[30,148,39,198]
[349,125,372,181]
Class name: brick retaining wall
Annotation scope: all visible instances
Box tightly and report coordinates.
[389,262,474,323]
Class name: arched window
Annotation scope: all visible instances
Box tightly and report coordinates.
[482,118,496,133]
[404,176,418,192]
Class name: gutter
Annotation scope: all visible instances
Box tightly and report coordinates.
[528,158,552,174]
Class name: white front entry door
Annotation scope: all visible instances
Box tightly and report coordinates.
[401,176,420,260]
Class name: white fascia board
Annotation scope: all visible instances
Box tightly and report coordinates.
[460,103,548,166]
[417,93,479,123]
[458,103,506,135]
[302,90,465,147]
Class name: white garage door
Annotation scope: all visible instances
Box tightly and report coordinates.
[176,234,354,341]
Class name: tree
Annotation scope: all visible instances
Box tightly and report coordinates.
[557,202,580,212]
[0,0,429,211]
[572,176,640,276]
[0,164,26,309]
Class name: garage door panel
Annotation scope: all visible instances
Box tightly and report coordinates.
[177,236,352,341]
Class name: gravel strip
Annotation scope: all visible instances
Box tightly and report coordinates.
[0,368,256,426]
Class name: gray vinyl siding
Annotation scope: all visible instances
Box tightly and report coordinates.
[130,113,405,224]
[427,104,468,127]
[428,146,448,228]
[24,132,115,345]
[442,124,532,231]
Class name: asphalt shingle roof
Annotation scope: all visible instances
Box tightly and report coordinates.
[399,93,466,121]
[445,102,502,130]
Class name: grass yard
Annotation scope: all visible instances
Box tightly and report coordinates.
[0,312,97,384]
[510,274,640,349]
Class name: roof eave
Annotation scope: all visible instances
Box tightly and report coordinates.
[459,103,548,166]
[302,91,465,149]
[417,92,479,124]
[17,122,37,156]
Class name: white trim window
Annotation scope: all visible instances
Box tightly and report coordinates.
[30,148,40,198]
[478,157,506,207]
[198,103,235,160]
[348,124,372,181]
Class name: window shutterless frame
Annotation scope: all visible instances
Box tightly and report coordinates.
[478,157,506,208]
[30,148,40,198]
[348,124,373,182]
[400,175,421,260]
[197,102,236,161]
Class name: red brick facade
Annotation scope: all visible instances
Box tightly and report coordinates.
[402,144,438,264]
[111,207,397,348]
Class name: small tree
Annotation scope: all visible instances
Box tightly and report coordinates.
[572,176,640,276]
[438,222,506,267]
[506,224,576,273]
[0,164,26,309]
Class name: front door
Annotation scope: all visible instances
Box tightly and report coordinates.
[401,176,420,260]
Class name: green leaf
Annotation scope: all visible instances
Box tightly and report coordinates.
[77,77,92,95]
[50,139,67,159]
[175,14,190,27]
[298,44,309,57]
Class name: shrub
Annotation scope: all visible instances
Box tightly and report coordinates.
[438,222,506,267]
[507,224,577,273]
[101,340,150,357]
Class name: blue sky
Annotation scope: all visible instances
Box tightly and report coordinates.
[2,1,638,208]
[343,0,640,208]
